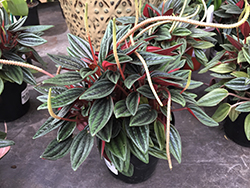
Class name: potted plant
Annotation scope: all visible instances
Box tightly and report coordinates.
[1,0,248,184]
[0,7,53,121]
[197,15,250,147]
[32,2,221,183]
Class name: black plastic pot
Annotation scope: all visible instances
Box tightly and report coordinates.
[16,1,40,26]
[224,112,250,147]
[0,82,30,122]
[106,154,158,184]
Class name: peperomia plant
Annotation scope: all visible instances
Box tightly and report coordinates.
[1,0,249,176]
[197,20,250,140]
[0,7,53,94]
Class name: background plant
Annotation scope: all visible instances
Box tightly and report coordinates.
[0,7,53,94]
[197,22,250,140]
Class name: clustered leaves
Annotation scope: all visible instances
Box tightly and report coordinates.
[33,1,220,174]
[0,7,53,94]
[197,16,250,140]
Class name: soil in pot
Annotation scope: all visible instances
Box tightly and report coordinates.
[0,82,30,122]
[224,112,250,147]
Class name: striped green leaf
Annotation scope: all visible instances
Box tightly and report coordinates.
[126,92,139,116]
[169,125,182,163]
[105,53,133,64]
[105,149,125,172]
[41,137,73,160]
[0,78,4,94]
[67,33,93,60]
[242,47,250,64]
[17,33,47,46]
[80,67,98,80]
[236,101,250,112]
[169,89,186,107]
[124,118,149,154]
[106,70,120,84]
[172,27,192,36]
[114,100,131,118]
[131,51,174,66]
[48,54,87,70]
[21,67,37,85]
[57,121,76,142]
[225,77,250,91]
[105,130,127,161]
[96,116,114,142]
[129,104,158,126]
[5,65,23,84]
[127,138,149,164]
[89,96,114,136]
[154,120,165,150]
[124,74,141,89]
[0,139,15,148]
[188,104,219,126]
[38,88,85,110]
[197,88,228,107]
[70,127,94,171]
[43,72,83,85]
[137,85,155,99]
[212,103,231,122]
[209,62,236,73]
[79,79,115,100]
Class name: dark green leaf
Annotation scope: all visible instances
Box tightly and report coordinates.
[114,100,131,118]
[41,137,73,160]
[129,104,158,126]
[105,53,133,64]
[4,65,23,84]
[89,96,114,136]
[124,74,141,89]
[127,138,149,164]
[124,118,149,154]
[57,121,76,142]
[79,79,115,100]
[96,116,114,142]
[48,54,87,70]
[38,88,85,110]
[137,85,155,99]
[126,92,139,116]
[80,67,98,80]
[0,139,15,148]
[245,114,250,140]
[131,51,174,66]
[106,70,120,84]
[70,127,94,171]
[105,130,127,161]
[154,120,165,150]
[43,72,83,85]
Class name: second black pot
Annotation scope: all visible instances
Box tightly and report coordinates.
[224,112,250,147]
[0,82,30,122]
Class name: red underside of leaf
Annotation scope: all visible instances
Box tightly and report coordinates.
[239,21,250,39]
[146,43,182,56]
[226,34,243,50]
[143,4,160,18]
[187,108,199,121]
[101,140,105,158]
[152,77,181,88]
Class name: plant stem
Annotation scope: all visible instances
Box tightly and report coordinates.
[228,93,250,101]
[117,3,250,46]
[165,89,172,170]
[0,59,54,78]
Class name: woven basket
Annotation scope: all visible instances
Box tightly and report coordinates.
[59,0,162,50]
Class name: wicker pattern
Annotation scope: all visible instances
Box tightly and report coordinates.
[59,0,162,50]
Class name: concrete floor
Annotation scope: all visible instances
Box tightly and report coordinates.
[1,2,250,188]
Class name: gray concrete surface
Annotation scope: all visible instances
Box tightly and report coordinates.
[1,2,250,188]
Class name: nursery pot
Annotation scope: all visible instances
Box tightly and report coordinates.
[224,112,250,147]
[58,0,162,50]
[0,82,30,122]
[105,154,158,184]
[16,1,40,26]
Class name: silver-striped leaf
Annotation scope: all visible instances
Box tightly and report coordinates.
[89,96,114,136]
[70,127,94,171]
[126,92,139,116]
[43,72,83,85]
[114,100,131,118]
